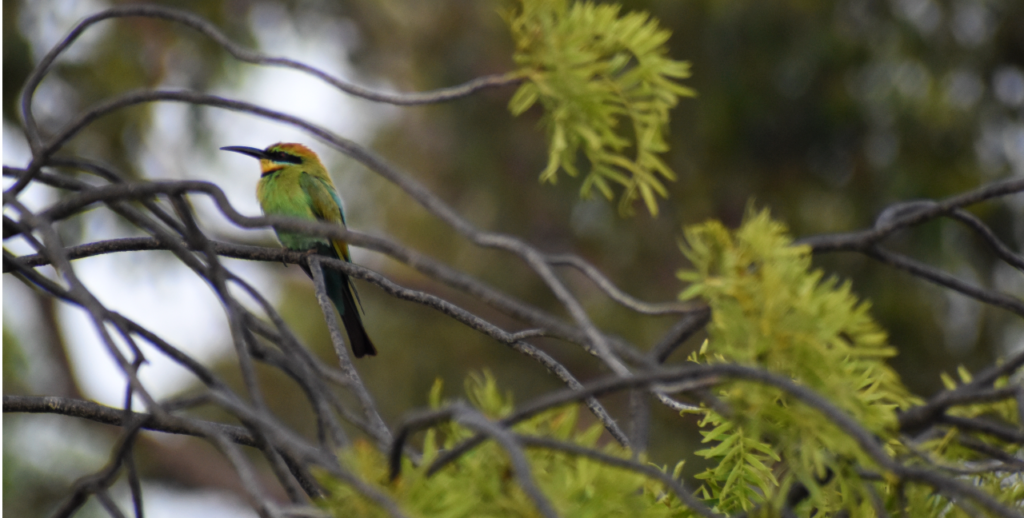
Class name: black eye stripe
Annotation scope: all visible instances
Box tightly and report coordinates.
[267,150,302,164]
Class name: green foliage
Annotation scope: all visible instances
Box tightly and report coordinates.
[676,208,1023,516]
[693,411,779,513]
[318,372,694,517]
[678,207,917,422]
[504,0,695,216]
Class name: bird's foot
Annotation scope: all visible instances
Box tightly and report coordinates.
[302,248,320,268]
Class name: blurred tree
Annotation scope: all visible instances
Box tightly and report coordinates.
[3,0,1022,516]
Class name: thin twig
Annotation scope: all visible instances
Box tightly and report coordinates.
[863,245,1024,317]
[548,253,699,315]
[308,257,390,447]
[3,395,260,446]
[798,179,1024,252]
[649,308,711,363]
[938,415,1024,444]
[514,434,722,518]
[948,208,1024,271]
[455,408,561,518]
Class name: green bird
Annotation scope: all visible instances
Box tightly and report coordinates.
[221,142,376,358]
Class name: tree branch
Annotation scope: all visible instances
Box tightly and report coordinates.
[863,245,1024,317]
[3,395,259,447]
[798,179,1024,252]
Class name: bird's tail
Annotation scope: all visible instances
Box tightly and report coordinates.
[307,245,377,358]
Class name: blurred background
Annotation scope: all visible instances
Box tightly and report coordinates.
[4,0,1023,516]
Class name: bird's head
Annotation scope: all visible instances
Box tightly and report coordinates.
[220,142,323,175]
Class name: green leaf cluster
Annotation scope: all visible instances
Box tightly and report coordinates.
[677,207,1022,516]
[692,411,780,513]
[318,372,694,517]
[678,207,916,427]
[505,0,695,216]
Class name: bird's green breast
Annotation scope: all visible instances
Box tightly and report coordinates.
[257,169,328,251]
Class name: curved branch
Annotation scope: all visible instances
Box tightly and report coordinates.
[13,5,520,186]
[947,208,1024,271]
[3,395,259,447]
[901,354,1019,434]
[938,415,1024,444]
[3,165,89,192]
[648,308,711,363]
[454,408,560,518]
[547,253,699,315]
[515,434,722,518]
[306,257,390,447]
[799,179,1024,252]
[51,414,146,518]
[863,245,1024,317]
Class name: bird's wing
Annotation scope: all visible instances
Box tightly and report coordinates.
[299,172,351,262]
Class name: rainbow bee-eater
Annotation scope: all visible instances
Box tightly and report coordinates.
[221,142,376,358]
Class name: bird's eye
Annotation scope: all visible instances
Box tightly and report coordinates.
[269,151,300,164]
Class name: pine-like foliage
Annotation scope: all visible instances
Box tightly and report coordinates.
[677,208,1022,516]
[679,207,916,514]
[318,372,692,518]
[505,0,695,216]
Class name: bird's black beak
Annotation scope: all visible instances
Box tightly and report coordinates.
[220,146,268,160]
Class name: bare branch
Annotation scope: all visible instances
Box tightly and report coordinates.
[308,257,390,448]
[514,434,722,518]
[900,382,1022,434]
[455,408,561,518]
[938,415,1024,444]
[50,413,146,518]
[947,208,1024,271]
[649,308,711,363]
[547,253,700,315]
[863,245,1024,317]
[798,178,1024,252]
[3,395,260,447]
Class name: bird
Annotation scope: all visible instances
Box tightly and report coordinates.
[221,142,376,358]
